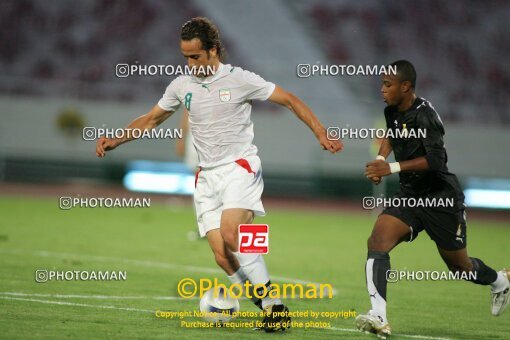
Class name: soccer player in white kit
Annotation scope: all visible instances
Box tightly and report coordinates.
[96,17,343,332]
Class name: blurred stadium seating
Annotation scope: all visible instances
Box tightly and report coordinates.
[1,0,508,124]
[0,0,238,102]
[297,0,510,125]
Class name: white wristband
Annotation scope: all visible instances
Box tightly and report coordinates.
[376,155,386,161]
[389,162,401,174]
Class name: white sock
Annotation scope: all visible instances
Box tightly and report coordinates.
[369,295,387,323]
[227,268,247,285]
[233,252,282,309]
[227,268,255,304]
[227,268,247,294]
[366,259,388,322]
[491,271,509,293]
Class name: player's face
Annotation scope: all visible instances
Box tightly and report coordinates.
[180,38,218,77]
[380,75,403,107]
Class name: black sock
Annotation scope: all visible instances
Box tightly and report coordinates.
[469,257,498,285]
[250,280,273,310]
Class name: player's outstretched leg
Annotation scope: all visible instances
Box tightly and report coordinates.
[206,229,266,310]
[221,208,290,332]
[437,247,510,316]
[356,214,411,339]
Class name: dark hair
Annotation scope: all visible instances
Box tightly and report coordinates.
[181,17,225,60]
[390,60,417,89]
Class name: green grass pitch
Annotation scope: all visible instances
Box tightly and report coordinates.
[0,196,509,339]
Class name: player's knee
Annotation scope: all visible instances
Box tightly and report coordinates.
[367,233,391,251]
[367,235,380,250]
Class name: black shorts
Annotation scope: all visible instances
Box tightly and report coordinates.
[381,196,467,251]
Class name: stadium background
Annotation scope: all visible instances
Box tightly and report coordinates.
[1,0,509,339]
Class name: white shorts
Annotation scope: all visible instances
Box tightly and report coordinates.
[194,155,265,238]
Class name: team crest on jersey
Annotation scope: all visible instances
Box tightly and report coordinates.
[219,88,231,102]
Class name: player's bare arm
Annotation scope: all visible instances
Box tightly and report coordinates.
[176,109,189,157]
[367,137,393,185]
[95,104,174,158]
[366,119,436,178]
[377,137,392,159]
[268,85,343,154]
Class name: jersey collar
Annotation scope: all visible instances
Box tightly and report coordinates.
[192,63,230,84]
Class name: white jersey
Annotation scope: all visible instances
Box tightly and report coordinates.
[158,63,275,168]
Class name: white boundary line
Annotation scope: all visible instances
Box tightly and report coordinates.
[0,292,198,300]
[0,296,154,313]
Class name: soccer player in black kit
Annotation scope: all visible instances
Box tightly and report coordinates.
[355,60,509,339]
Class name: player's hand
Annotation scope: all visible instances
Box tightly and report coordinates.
[365,160,391,178]
[368,176,382,185]
[96,137,118,158]
[318,131,343,154]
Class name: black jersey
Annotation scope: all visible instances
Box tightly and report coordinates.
[384,97,464,203]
